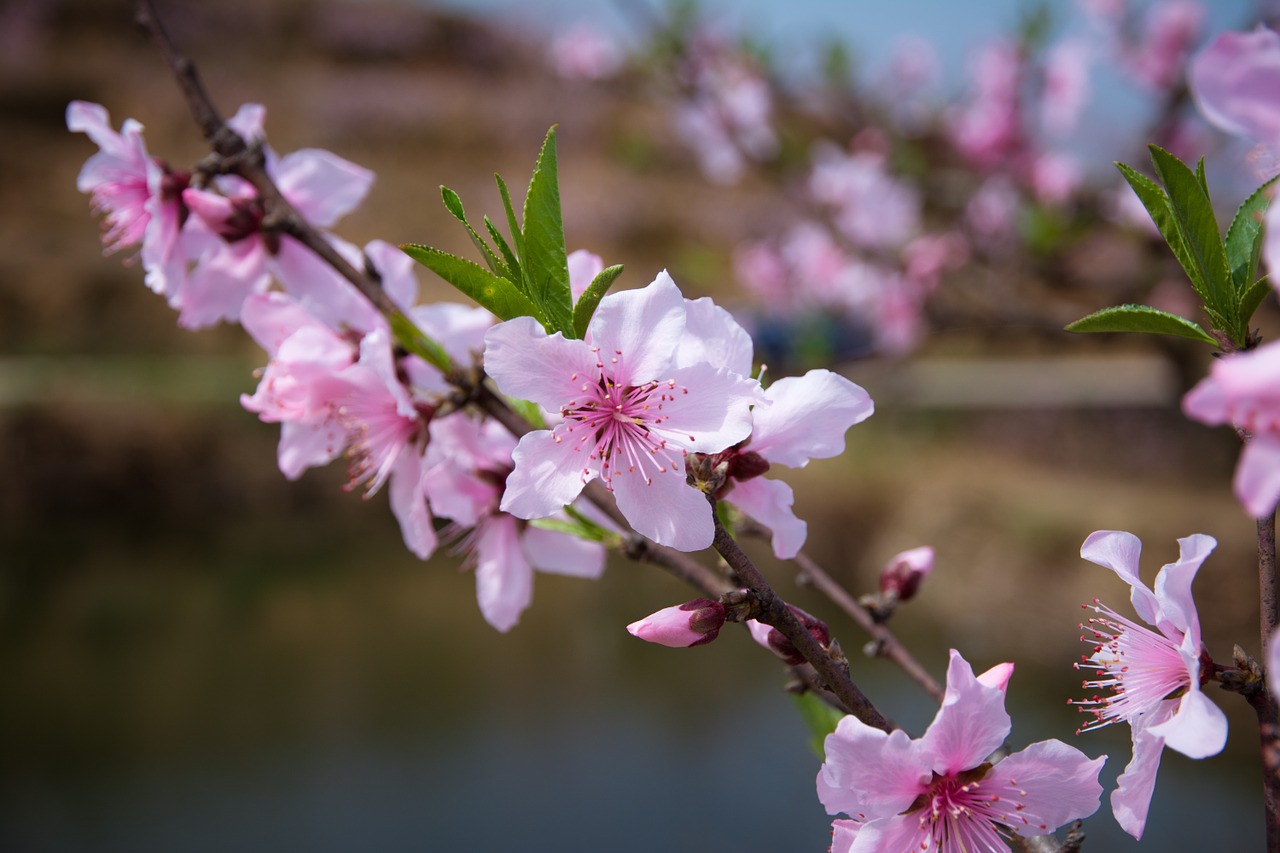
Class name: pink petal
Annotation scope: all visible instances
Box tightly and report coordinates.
[180,239,271,328]
[1110,711,1171,840]
[748,370,873,468]
[389,449,436,560]
[483,317,600,411]
[585,270,686,384]
[1152,533,1215,644]
[1190,26,1280,143]
[976,660,1014,692]
[272,236,384,335]
[411,301,495,365]
[611,456,714,551]
[646,362,759,454]
[274,147,374,228]
[1080,529,1160,627]
[1236,435,1280,518]
[500,430,593,519]
[567,248,603,301]
[845,817,922,853]
[919,649,1012,775]
[828,820,860,853]
[276,419,346,480]
[522,524,606,578]
[677,296,755,377]
[725,476,807,559]
[226,103,266,143]
[474,514,533,632]
[985,740,1105,837]
[1149,688,1227,759]
[364,239,419,311]
[818,717,927,820]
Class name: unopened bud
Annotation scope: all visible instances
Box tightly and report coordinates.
[879,546,934,602]
[626,598,726,648]
[746,605,830,665]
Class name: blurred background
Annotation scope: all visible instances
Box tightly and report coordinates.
[2,0,1276,849]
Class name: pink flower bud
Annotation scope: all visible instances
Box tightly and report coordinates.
[879,546,934,601]
[626,598,726,648]
[746,605,830,665]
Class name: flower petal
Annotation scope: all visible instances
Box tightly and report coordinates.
[585,270,685,384]
[521,524,606,578]
[474,515,533,633]
[1081,529,1159,627]
[1189,26,1280,143]
[274,147,374,228]
[725,476,807,559]
[985,739,1105,838]
[484,317,599,411]
[919,649,1012,775]
[500,429,592,519]
[611,458,714,551]
[1152,533,1215,643]
[677,295,755,377]
[647,362,758,454]
[748,370,873,468]
[1110,712,1169,840]
[389,449,436,560]
[818,717,927,820]
[1149,688,1227,759]
[1236,434,1280,519]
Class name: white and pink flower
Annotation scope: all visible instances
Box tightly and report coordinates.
[819,649,1105,852]
[1074,530,1226,839]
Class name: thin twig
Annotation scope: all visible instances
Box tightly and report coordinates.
[711,508,892,731]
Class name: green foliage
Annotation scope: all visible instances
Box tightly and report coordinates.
[404,126,621,339]
[1064,304,1217,345]
[790,691,845,759]
[1069,147,1274,348]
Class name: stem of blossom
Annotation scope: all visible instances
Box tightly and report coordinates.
[133,0,454,374]
[1256,510,1280,853]
[785,546,943,703]
[710,507,892,731]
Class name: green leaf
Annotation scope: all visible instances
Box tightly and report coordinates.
[505,395,546,430]
[400,244,543,323]
[572,264,624,338]
[484,214,521,283]
[439,185,508,278]
[789,691,846,759]
[1195,156,1209,196]
[388,311,454,374]
[1064,303,1217,345]
[1147,146,1237,339]
[521,127,575,336]
[1115,163,1210,307]
[1225,177,1276,300]
[1240,276,1273,326]
[495,173,526,286]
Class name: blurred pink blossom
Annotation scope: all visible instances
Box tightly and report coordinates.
[549,22,621,80]
[1124,0,1205,91]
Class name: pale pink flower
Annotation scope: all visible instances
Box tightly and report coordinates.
[1041,40,1093,136]
[809,146,922,251]
[179,104,374,328]
[1183,343,1280,517]
[627,598,727,648]
[549,22,621,80]
[427,415,605,632]
[819,649,1104,852]
[482,270,759,551]
[567,248,603,302]
[1074,530,1226,839]
[1124,0,1205,92]
[948,39,1025,170]
[67,100,192,299]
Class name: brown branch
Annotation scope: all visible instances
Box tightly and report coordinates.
[787,547,943,703]
[711,508,892,731]
[1258,511,1280,853]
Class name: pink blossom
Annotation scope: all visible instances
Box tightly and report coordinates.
[1041,40,1093,136]
[1189,25,1280,144]
[627,598,727,648]
[1125,0,1205,92]
[1183,343,1280,517]
[1029,151,1083,205]
[178,104,375,328]
[482,270,759,551]
[948,39,1025,170]
[879,545,934,601]
[1073,530,1226,839]
[567,248,603,302]
[745,605,830,665]
[809,146,921,251]
[549,22,621,80]
[819,649,1104,852]
[67,100,192,299]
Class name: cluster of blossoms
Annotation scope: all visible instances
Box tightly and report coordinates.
[69,99,882,631]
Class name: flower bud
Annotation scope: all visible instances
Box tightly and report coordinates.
[878,545,934,602]
[626,598,727,648]
[746,605,830,665]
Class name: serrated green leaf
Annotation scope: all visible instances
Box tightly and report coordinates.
[1240,276,1273,325]
[1195,156,1209,195]
[789,691,846,759]
[400,244,542,323]
[1064,303,1217,345]
[521,127,575,336]
[495,173,526,286]
[439,185,508,278]
[484,214,521,283]
[1225,177,1276,302]
[572,264,624,338]
[1147,146,1237,340]
[1116,163,1210,308]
